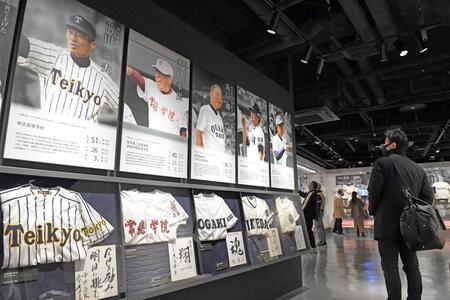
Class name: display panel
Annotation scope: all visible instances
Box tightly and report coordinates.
[3,0,124,170]
[0,175,124,299]
[269,103,295,190]
[190,66,235,183]
[0,0,20,113]
[236,86,270,187]
[120,30,190,178]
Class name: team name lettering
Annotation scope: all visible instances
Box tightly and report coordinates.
[50,68,102,105]
[81,219,107,236]
[197,218,226,229]
[4,223,81,247]
[245,218,270,231]
[210,124,225,139]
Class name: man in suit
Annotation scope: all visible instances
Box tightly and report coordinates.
[368,127,433,300]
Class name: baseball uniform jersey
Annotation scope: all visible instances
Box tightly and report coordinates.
[121,190,189,245]
[17,38,120,121]
[432,181,450,200]
[275,197,300,234]
[136,77,188,135]
[247,125,265,161]
[196,104,226,152]
[241,196,273,236]
[1,184,113,269]
[193,193,237,241]
[272,133,287,166]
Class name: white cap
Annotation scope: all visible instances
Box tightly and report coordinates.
[152,59,174,77]
[275,115,284,125]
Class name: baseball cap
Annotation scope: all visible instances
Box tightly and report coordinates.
[249,102,261,116]
[152,59,174,77]
[275,115,284,125]
[66,15,96,42]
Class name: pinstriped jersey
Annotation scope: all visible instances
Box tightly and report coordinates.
[1,184,113,269]
[17,38,120,120]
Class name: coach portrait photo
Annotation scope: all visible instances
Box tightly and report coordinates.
[126,58,188,137]
[17,15,122,122]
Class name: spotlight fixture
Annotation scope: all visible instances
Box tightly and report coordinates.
[316,58,325,75]
[380,43,388,62]
[414,32,428,53]
[300,46,313,64]
[394,39,408,57]
[435,149,440,153]
[267,11,280,35]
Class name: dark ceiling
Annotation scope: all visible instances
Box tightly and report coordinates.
[153,0,450,169]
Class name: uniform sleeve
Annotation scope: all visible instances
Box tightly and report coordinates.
[220,199,237,229]
[264,200,274,225]
[136,77,153,101]
[167,194,189,226]
[196,106,208,132]
[123,103,137,125]
[100,76,120,112]
[18,38,61,79]
[76,194,114,246]
[181,109,189,130]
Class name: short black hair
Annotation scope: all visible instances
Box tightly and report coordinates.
[384,126,409,154]
[351,191,357,196]
[310,181,318,190]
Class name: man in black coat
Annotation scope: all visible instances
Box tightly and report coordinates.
[299,181,320,249]
[368,127,433,300]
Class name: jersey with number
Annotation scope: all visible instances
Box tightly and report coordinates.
[196,104,225,152]
[1,184,113,269]
[137,78,188,135]
[275,197,300,234]
[247,125,265,161]
[432,182,450,200]
[241,196,273,236]
[17,38,119,120]
[121,190,189,245]
[272,133,287,166]
[194,193,237,241]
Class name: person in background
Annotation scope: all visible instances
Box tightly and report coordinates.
[349,191,365,237]
[333,189,345,235]
[314,183,327,246]
[368,126,433,300]
[299,181,320,250]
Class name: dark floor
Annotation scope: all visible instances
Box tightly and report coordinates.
[291,230,450,300]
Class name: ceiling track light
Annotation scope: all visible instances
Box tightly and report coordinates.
[316,58,325,76]
[300,46,313,64]
[394,39,408,57]
[380,42,388,62]
[414,32,428,53]
[267,11,280,35]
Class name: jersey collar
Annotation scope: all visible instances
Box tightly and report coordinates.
[209,104,219,115]
[71,53,91,68]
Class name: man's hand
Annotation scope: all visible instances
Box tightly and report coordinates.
[126,65,135,76]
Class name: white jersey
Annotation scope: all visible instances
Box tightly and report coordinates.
[196,104,225,152]
[137,77,188,135]
[241,196,273,236]
[275,197,300,234]
[247,125,265,161]
[18,38,119,120]
[1,184,113,269]
[194,193,237,241]
[432,182,450,200]
[272,133,287,166]
[121,190,189,245]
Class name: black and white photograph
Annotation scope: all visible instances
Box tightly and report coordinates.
[237,86,270,187]
[3,0,124,170]
[269,103,295,190]
[120,30,190,178]
[0,0,20,113]
[190,66,235,183]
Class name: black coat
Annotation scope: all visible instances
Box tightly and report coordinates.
[368,153,433,239]
[299,190,320,222]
